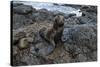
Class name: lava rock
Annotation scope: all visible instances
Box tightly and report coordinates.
[13,46,18,56]
[80,6,97,13]
[64,17,80,25]
[31,10,53,22]
[62,25,97,61]
[12,2,24,7]
[30,42,55,56]
[78,6,97,24]
[13,14,33,29]
[78,11,97,24]
[13,4,33,14]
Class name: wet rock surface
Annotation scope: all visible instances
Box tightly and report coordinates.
[13,4,33,14]
[12,2,97,66]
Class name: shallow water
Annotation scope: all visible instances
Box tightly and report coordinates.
[14,1,82,17]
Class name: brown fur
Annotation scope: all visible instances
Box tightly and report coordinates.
[39,15,64,47]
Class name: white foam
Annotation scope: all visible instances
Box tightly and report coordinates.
[15,1,82,17]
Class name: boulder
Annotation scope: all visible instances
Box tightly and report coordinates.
[13,14,33,29]
[64,17,80,25]
[78,11,97,24]
[62,25,97,61]
[30,11,54,22]
[13,5,33,14]
[78,6,97,24]
[30,42,55,56]
[12,3,24,7]
[80,6,97,13]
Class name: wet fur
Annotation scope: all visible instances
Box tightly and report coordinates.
[39,15,64,47]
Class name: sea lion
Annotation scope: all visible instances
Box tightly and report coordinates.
[39,15,64,47]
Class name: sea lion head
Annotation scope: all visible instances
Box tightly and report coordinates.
[53,15,64,29]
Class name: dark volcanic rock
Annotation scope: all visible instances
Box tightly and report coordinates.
[61,4,81,9]
[13,46,18,56]
[13,48,44,66]
[78,6,97,24]
[62,25,97,61]
[30,42,55,56]
[30,9,54,22]
[78,11,97,24]
[64,17,80,25]
[53,3,59,6]
[12,2,24,7]
[13,14,33,29]
[13,4,33,14]
[80,6,97,13]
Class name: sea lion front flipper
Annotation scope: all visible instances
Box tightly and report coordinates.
[39,27,51,43]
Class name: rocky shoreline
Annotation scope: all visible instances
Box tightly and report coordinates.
[12,2,97,66]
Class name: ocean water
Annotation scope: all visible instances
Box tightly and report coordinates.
[14,1,82,17]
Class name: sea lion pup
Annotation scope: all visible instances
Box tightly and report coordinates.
[39,15,64,47]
